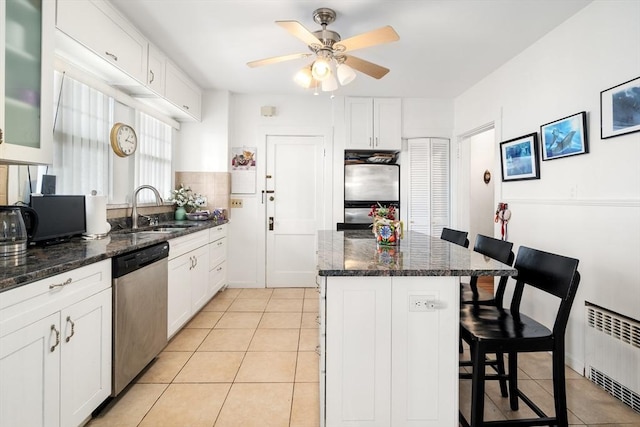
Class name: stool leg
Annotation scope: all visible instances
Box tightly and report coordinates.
[470,342,487,426]
[508,351,519,410]
[552,347,569,426]
[496,352,508,397]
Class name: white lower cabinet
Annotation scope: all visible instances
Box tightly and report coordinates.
[322,275,459,426]
[0,260,112,427]
[167,229,210,338]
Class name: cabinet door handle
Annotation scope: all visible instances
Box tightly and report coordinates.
[50,324,60,352]
[149,69,155,83]
[65,316,75,343]
[369,137,373,147]
[217,241,223,246]
[105,51,118,61]
[49,278,72,289]
[183,105,190,110]
[194,256,198,268]
[189,256,194,270]
[375,137,379,147]
[216,266,222,272]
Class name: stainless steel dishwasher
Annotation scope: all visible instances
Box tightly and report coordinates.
[111,242,169,396]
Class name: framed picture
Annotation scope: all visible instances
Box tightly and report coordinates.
[540,111,588,161]
[600,76,640,139]
[500,133,540,182]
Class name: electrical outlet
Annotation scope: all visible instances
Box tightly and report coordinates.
[230,199,243,208]
[409,295,436,312]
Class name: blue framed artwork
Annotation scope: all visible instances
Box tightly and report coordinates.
[600,76,640,139]
[540,111,588,161]
[500,133,540,182]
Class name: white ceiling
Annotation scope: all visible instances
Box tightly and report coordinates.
[109,0,592,98]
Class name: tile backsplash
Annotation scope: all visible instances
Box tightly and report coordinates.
[175,171,231,217]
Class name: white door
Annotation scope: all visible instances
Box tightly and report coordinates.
[266,135,324,287]
[406,138,450,237]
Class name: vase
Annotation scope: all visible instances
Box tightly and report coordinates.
[175,206,187,220]
[373,218,403,246]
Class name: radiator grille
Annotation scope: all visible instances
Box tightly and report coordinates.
[586,306,640,348]
[589,367,640,413]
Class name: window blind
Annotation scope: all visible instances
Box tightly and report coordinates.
[50,71,110,196]
[136,112,172,203]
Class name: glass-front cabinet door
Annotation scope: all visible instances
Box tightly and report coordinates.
[1,0,53,165]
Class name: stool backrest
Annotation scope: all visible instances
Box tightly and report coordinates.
[511,246,581,334]
[441,227,469,248]
[474,234,514,266]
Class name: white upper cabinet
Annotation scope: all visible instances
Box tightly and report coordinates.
[1,0,54,165]
[146,44,166,96]
[165,60,202,121]
[56,0,147,84]
[346,97,401,150]
[54,0,202,122]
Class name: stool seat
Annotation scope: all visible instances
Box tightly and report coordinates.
[460,305,552,344]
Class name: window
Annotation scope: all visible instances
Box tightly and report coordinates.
[48,71,173,204]
[50,71,110,195]
[136,112,172,203]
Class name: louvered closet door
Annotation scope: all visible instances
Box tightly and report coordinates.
[407,138,450,237]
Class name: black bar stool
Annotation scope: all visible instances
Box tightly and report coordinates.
[459,235,515,397]
[459,246,580,427]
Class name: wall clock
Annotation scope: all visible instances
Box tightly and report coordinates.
[110,122,138,157]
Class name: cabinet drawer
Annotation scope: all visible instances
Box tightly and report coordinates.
[209,238,227,268]
[168,229,209,260]
[0,260,111,337]
[209,261,226,291]
[209,224,227,243]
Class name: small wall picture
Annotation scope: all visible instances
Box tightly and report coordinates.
[540,111,588,161]
[600,76,640,139]
[500,133,540,182]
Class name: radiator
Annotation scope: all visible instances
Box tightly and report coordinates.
[584,302,640,413]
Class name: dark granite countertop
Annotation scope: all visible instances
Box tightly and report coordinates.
[0,219,228,293]
[317,230,517,277]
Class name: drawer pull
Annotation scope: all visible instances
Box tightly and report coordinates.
[49,278,72,289]
[105,51,118,61]
[217,241,223,246]
[183,105,190,110]
[50,325,60,352]
[65,316,75,343]
[216,266,223,272]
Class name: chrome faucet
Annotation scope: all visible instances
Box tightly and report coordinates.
[131,185,163,229]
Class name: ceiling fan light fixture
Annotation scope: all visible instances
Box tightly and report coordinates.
[337,63,356,86]
[294,67,313,88]
[311,57,331,81]
[321,74,338,92]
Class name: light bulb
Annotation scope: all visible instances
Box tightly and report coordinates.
[311,58,331,81]
[337,63,356,86]
[294,67,313,88]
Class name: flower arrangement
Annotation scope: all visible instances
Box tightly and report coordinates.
[167,184,207,212]
[368,203,397,220]
[369,203,402,245]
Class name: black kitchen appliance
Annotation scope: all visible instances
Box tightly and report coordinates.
[343,162,400,229]
[29,195,86,245]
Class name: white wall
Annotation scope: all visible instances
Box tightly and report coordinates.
[177,90,231,173]
[453,0,640,371]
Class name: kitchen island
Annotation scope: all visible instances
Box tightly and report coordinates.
[316,230,517,427]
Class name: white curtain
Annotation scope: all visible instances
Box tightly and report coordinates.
[136,112,172,203]
[51,71,110,196]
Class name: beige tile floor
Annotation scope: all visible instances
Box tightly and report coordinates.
[87,287,640,427]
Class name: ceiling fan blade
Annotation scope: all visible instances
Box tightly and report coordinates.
[344,55,390,79]
[276,20,322,46]
[336,26,399,53]
[247,53,312,68]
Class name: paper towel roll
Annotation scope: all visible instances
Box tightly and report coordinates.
[85,193,109,236]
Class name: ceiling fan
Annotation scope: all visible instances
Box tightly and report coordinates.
[247,8,400,91]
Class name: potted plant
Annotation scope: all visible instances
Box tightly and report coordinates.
[167,184,207,220]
